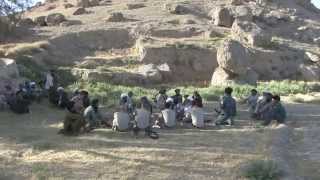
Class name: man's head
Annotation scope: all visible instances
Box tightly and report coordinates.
[80,90,89,98]
[175,89,180,95]
[91,98,99,108]
[224,87,233,95]
[251,89,258,96]
[159,89,166,94]
[272,95,281,102]
[193,91,199,97]
[128,91,133,98]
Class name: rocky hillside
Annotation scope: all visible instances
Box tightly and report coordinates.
[0,0,320,88]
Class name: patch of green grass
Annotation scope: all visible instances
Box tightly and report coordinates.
[68,80,315,107]
[242,159,283,180]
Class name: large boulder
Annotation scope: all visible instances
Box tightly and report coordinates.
[298,64,320,81]
[231,5,253,21]
[0,58,19,93]
[17,18,35,27]
[77,0,90,7]
[0,58,19,79]
[213,7,235,28]
[211,67,258,85]
[262,10,290,26]
[126,3,145,10]
[217,39,250,75]
[231,20,271,47]
[305,52,320,63]
[45,13,66,26]
[137,64,163,83]
[34,16,47,26]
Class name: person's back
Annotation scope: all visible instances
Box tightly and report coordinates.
[162,108,176,128]
[191,106,204,128]
[10,93,29,114]
[113,111,130,131]
[135,108,151,129]
[221,95,236,117]
[216,87,236,126]
[84,99,102,129]
[156,93,166,110]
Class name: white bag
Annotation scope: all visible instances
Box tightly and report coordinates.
[135,109,150,129]
[113,112,130,131]
[162,109,176,127]
[191,107,204,128]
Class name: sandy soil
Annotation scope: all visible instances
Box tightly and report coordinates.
[0,101,319,179]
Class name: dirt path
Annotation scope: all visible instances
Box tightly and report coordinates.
[0,101,319,179]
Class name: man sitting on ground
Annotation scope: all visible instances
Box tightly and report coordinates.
[262,95,287,126]
[191,98,205,128]
[155,89,167,110]
[59,101,86,136]
[245,89,259,117]
[9,91,30,114]
[84,99,103,130]
[161,101,176,128]
[113,104,130,131]
[215,87,237,126]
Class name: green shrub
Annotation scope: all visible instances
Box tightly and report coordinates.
[242,160,283,180]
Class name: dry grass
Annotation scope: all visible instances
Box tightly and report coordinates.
[0,102,271,180]
[4,41,50,58]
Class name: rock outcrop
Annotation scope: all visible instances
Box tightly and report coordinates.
[45,13,66,26]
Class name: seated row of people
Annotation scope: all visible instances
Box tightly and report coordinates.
[0,81,44,114]
[244,89,287,126]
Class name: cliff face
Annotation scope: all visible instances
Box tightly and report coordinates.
[0,0,319,85]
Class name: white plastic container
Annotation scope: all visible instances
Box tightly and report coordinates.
[162,109,176,128]
[191,107,204,128]
[113,112,130,131]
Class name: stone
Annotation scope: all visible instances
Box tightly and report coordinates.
[263,10,290,26]
[230,0,243,5]
[213,7,235,28]
[138,64,163,82]
[204,30,224,38]
[126,3,145,10]
[211,67,258,85]
[17,18,35,27]
[232,5,253,21]
[89,0,100,7]
[60,20,82,27]
[313,37,320,46]
[164,3,189,15]
[305,52,320,63]
[34,16,47,26]
[73,8,86,15]
[231,20,271,47]
[217,39,250,75]
[77,0,90,8]
[181,18,196,24]
[105,12,125,22]
[0,58,19,79]
[298,64,320,81]
[63,3,74,9]
[45,13,66,26]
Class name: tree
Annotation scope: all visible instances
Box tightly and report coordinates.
[0,0,32,23]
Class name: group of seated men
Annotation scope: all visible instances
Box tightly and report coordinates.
[244,89,287,126]
[0,81,43,114]
[0,79,287,136]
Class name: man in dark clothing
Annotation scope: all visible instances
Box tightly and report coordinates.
[193,91,203,108]
[9,91,30,114]
[262,95,287,126]
[172,89,183,106]
[215,87,237,126]
[57,87,69,109]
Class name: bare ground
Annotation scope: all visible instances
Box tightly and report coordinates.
[0,101,319,179]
